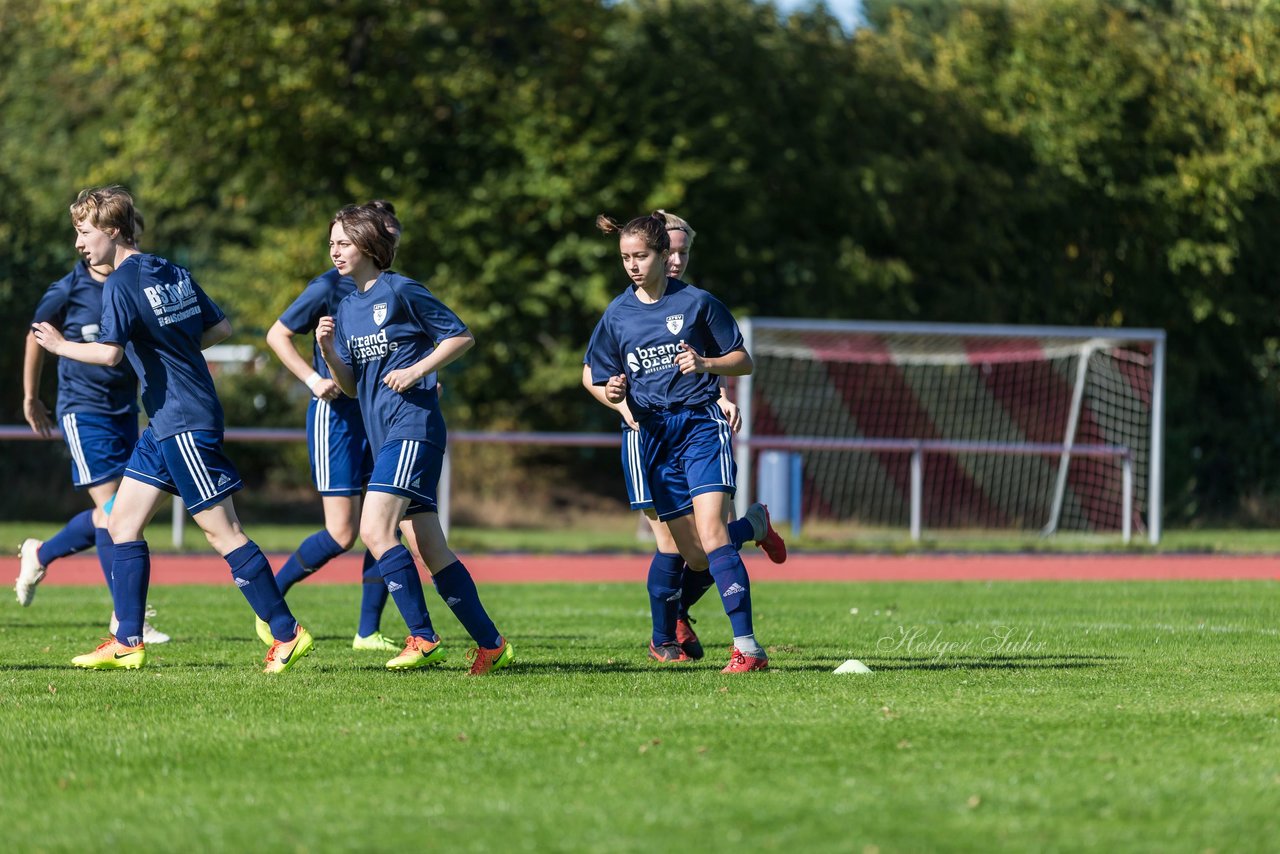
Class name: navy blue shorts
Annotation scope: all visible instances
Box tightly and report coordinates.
[60,412,138,489]
[641,404,737,523]
[366,439,443,516]
[306,396,372,496]
[124,427,244,514]
[620,427,654,511]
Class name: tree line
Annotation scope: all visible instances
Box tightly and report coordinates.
[2,0,1278,524]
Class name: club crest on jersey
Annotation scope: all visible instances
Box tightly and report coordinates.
[666,314,685,335]
[373,303,388,326]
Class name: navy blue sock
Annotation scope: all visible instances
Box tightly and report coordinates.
[677,565,716,621]
[276,529,345,595]
[708,544,754,637]
[94,528,115,588]
[226,541,297,641]
[646,552,684,646]
[111,540,151,646]
[376,545,436,641]
[727,517,753,550]
[432,561,501,648]
[38,509,96,566]
[358,549,388,637]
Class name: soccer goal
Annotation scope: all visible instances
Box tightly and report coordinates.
[735,319,1166,543]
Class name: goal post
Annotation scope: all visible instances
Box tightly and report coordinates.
[736,319,1166,543]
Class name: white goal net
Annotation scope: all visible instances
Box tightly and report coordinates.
[736,319,1165,543]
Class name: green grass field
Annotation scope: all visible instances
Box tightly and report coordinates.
[3,580,1277,851]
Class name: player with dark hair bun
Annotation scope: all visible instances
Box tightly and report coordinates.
[585,211,771,672]
[583,210,784,664]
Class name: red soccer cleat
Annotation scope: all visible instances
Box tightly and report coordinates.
[675,618,704,660]
[745,503,787,564]
[467,637,514,675]
[648,640,690,663]
[721,647,769,673]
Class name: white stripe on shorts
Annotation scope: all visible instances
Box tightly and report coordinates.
[313,398,330,492]
[395,440,421,489]
[176,431,215,501]
[705,404,733,485]
[627,429,647,502]
[63,413,91,485]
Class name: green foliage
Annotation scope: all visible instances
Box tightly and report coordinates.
[4,0,1280,520]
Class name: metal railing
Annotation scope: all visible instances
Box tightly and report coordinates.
[2,425,1134,546]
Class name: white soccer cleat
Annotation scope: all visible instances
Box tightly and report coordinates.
[15,538,47,606]
[109,606,172,645]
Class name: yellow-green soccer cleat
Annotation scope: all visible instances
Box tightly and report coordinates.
[263,625,314,674]
[72,638,146,670]
[467,637,514,675]
[353,632,401,652]
[385,635,447,671]
[254,616,273,647]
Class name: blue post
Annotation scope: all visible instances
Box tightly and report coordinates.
[789,452,803,536]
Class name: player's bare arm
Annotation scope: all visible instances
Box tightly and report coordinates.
[201,317,233,349]
[31,322,123,367]
[674,343,752,377]
[22,330,56,437]
[266,319,341,401]
[382,331,474,394]
[315,315,358,397]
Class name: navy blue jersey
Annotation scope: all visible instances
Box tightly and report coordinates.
[278,268,357,378]
[31,262,138,418]
[585,279,744,420]
[583,320,629,430]
[332,272,468,452]
[98,253,227,439]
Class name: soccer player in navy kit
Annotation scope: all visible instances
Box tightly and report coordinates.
[262,200,401,653]
[32,186,313,673]
[315,203,512,674]
[19,247,171,644]
[582,211,784,664]
[586,212,769,672]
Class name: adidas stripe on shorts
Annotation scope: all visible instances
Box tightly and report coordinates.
[306,395,373,496]
[60,411,138,489]
[366,439,444,516]
[124,426,244,514]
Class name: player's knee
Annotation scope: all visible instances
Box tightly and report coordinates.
[327,524,358,552]
[359,520,398,555]
[203,528,245,555]
[91,507,109,529]
[684,553,709,572]
[106,515,136,543]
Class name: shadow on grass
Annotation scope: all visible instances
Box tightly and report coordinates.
[0,621,114,630]
[498,660,658,674]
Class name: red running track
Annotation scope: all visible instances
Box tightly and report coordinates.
[4,552,1277,584]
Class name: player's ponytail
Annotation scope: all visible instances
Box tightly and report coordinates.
[596,212,670,253]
